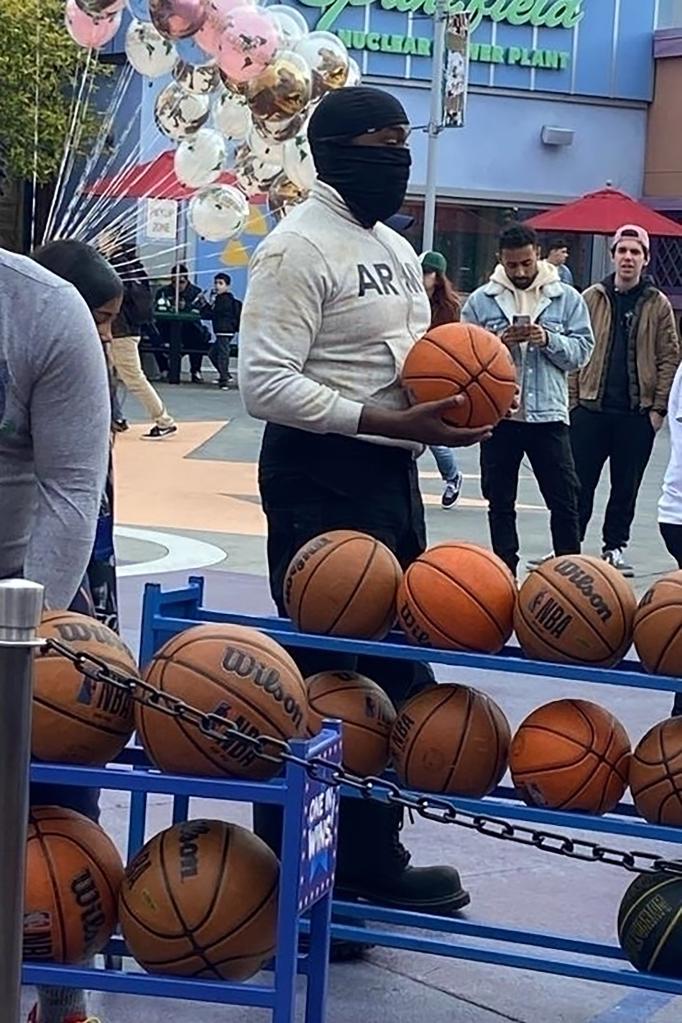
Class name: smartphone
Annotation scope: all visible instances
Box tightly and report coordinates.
[513,315,531,327]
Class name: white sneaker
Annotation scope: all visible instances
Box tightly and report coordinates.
[442,472,463,509]
[526,553,554,570]
[602,548,634,576]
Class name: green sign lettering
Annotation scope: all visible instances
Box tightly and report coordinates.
[298,0,585,34]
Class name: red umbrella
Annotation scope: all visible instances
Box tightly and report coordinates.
[526,187,682,237]
[86,150,241,200]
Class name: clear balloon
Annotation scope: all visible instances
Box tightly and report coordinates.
[233,144,280,197]
[295,31,349,97]
[217,6,280,85]
[173,58,221,94]
[189,184,250,240]
[149,0,208,40]
[127,0,151,18]
[213,89,252,140]
[252,111,304,143]
[282,131,316,192]
[268,172,307,217]
[267,5,309,47]
[125,19,176,77]
[246,125,284,168]
[154,82,211,140]
[76,0,125,14]
[174,127,226,187]
[347,56,361,86]
[245,50,311,122]
[194,0,254,57]
[65,1,122,48]
[175,34,213,64]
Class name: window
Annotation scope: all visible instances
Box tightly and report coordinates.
[657,0,682,28]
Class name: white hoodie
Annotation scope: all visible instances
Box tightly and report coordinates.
[238,181,430,444]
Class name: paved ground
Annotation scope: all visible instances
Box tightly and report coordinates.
[22,375,682,1023]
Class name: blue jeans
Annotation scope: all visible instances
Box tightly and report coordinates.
[430,445,459,483]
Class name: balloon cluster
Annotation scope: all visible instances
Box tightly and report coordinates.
[65,0,361,241]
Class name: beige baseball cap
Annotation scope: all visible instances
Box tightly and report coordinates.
[612,224,650,255]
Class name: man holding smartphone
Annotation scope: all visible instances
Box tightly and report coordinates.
[462,223,594,575]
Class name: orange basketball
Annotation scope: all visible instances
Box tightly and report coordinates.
[402,322,517,428]
[24,807,124,964]
[34,611,137,765]
[514,555,636,668]
[119,820,278,981]
[307,670,396,775]
[283,530,402,640]
[137,624,308,780]
[510,699,631,813]
[390,684,511,797]
[634,571,682,674]
[397,542,516,653]
[630,718,682,826]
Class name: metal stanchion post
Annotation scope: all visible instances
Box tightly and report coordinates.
[0,580,44,1022]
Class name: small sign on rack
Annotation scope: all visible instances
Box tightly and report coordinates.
[298,737,342,913]
[145,198,178,241]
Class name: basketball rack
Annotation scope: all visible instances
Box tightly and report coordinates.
[130,576,682,1003]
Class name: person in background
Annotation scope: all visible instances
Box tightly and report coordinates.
[102,242,178,439]
[0,239,118,1023]
[240,86,494,943]
[571,224,680,575]
[546,238,574,286]
[420,250,464,508]
[462,222,594,576]
[659,360,682,572]
[207,272,242,389]
[155,263,210,383]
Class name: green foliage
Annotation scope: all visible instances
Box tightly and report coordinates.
[0,0,106,183]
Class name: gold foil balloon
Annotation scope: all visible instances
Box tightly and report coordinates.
[154,82,210,140]
[267,5,309,47]
[233,144,280,197]
[245,51,311,123]
[213,89,252,140]
[189,183,250,240]
[268,172,307,217]
[126,20,176,78]
[294,31,349,98]
[149,0,208,40]
[173,58,221,94]
[252,112,304,143]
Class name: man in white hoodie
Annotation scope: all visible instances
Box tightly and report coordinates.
[239,87,494,938]
[462,222,594,575]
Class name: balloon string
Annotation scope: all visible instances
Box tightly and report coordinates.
[29,5,42,253]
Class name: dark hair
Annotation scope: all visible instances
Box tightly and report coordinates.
[171,263,189,276]
[215,272,231,285]
[548,238,568,252]
[499,223,538,252]
[429,272,461,328]
[33,239,123,311]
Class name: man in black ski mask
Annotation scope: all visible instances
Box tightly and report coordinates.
[240,88,493,954]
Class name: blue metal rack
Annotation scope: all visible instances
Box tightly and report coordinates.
[134,576,682,999]
[24,729,342,1021]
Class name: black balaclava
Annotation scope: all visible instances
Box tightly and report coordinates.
[308,86,411,228]
[33,240,123,311]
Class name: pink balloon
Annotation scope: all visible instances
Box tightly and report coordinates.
[65,0,122,48]
[194,0,248,56]
[149,0,209,40]
[217,5,279,84]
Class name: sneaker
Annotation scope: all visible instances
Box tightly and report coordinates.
[191,372,203,384]
[112,418,128,433]
[27,1008,100,1023]
[442,472,463,509]
[527,553,554,570]
[142,425,178,440]
[602,547,634,577]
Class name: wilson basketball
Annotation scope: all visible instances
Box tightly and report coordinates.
[401,322,517,428]
[283,530,402,640]
[514,555,637,668]
[390,684,511,797]
[119,820,278,981]
[634,571,682,674]
[137,624,308,780]
[397,542,516,653]
[619,872,682,977]
[24,806,124,964]
[630,718,682,826]
[510,699,631,813]
[307,670,396,775]
[34,611,137,765]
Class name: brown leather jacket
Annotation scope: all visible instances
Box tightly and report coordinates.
[569,280,680,414]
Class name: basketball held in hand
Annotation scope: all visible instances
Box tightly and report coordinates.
[402,322,517,428]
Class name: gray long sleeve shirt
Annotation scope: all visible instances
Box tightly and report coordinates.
[0,249,111,607]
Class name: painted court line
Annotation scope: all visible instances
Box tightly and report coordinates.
[115,527,226,577]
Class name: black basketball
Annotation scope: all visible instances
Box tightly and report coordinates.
[618,872,682,977]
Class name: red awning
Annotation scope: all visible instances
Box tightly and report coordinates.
[86,150,240,200]
[526,188,682,237]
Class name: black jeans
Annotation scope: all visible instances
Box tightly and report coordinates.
[571,406,656,551]
[660,522,682,569]
[479,419,581,575]
[209,333,233,385]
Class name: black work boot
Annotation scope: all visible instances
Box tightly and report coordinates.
[335,799,470,915]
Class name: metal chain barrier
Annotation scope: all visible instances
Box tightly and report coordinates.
[45,637,682,879]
